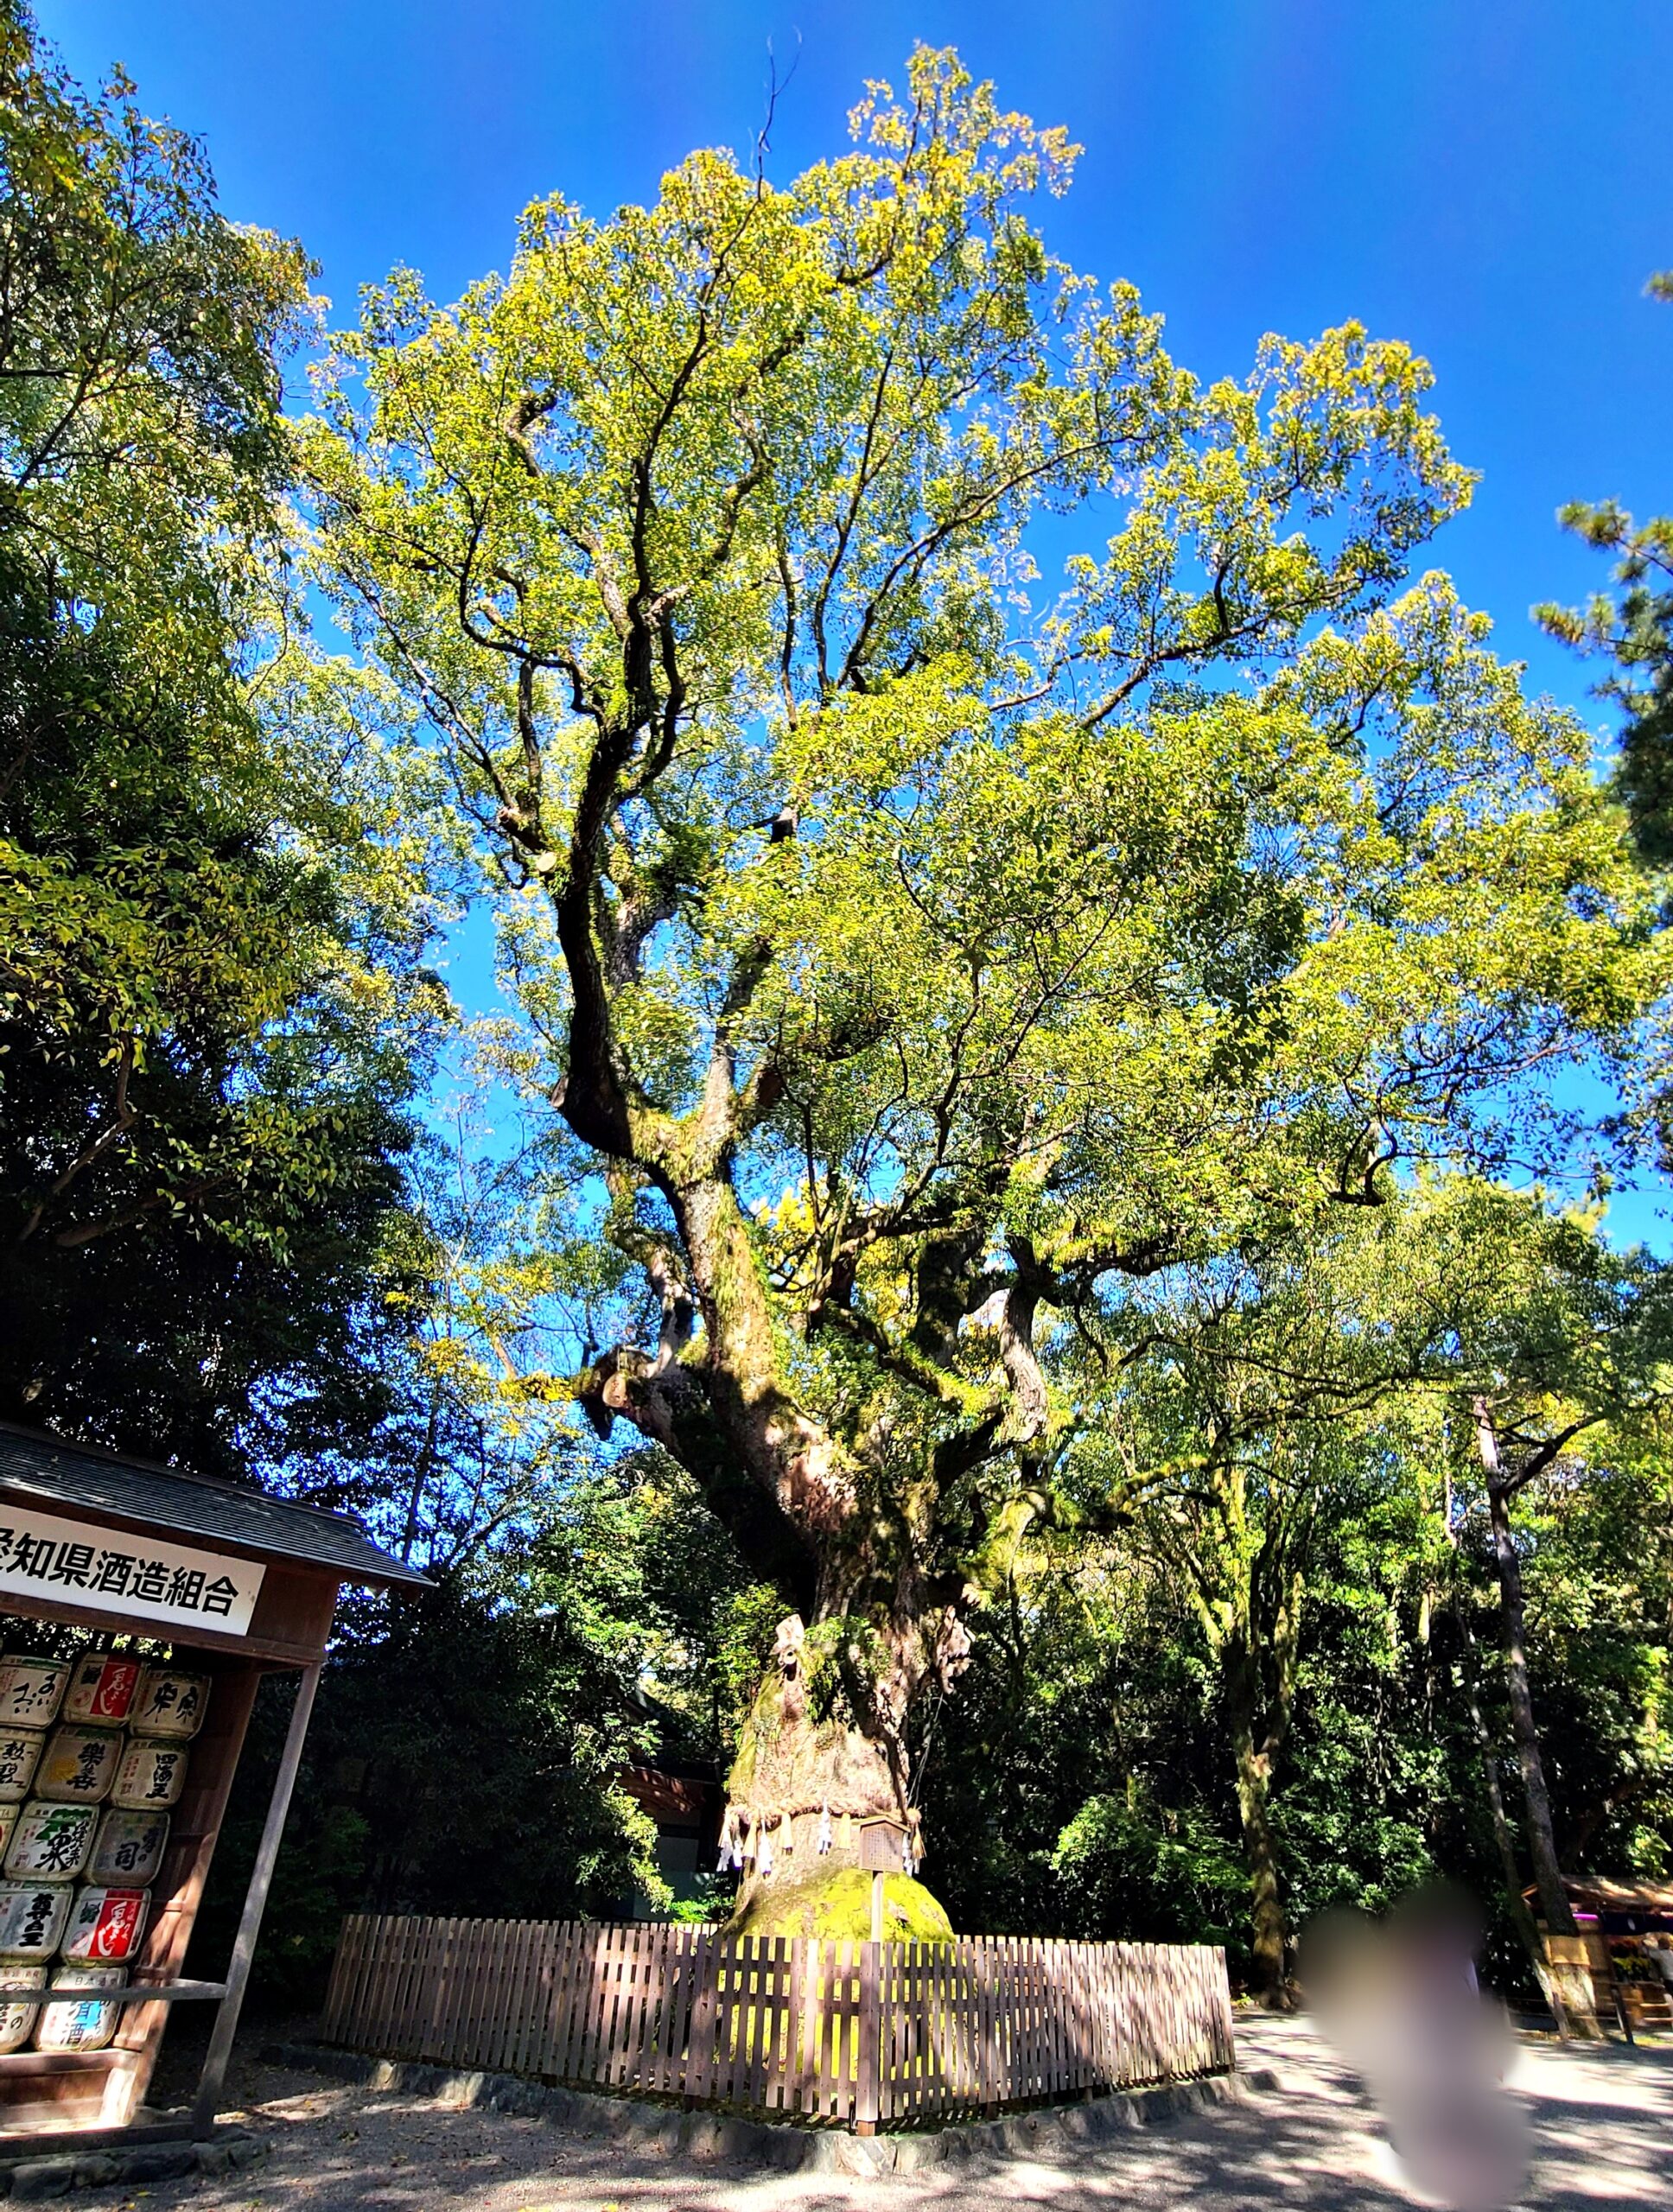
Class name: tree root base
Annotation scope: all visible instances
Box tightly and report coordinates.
[727,1866,953,1942]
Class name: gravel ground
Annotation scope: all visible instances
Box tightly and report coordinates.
[32,2011,1673,2212]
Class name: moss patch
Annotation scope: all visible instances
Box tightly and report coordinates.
[727,1867,953,1942]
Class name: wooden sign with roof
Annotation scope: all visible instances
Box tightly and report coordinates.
[1526,1872,1673,2037]
[0,1421,428,2157]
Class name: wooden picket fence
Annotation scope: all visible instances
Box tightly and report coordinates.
[320,1916,1235,2131]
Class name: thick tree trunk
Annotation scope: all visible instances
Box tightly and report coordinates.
[1225,1649,1290,2005]
[719,1615,929,1921]
[1473,1407,1575,1939]
[1455,1620,1574,2037]
[725,1707,905,1907]
[1231,1727,1288,2005]
[558,879,1001,1903]
[581,1164,985,1896]
[1473,1408,1606,2037]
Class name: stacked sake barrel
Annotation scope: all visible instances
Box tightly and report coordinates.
[0,1651,207,2054]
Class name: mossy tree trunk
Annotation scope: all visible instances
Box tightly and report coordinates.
[1224,1636,1298,2006]
[565,1019,1021,1872]
[1136,1447,1311,2005]
[1472,1403,1578,1941]
[721,1630,918,1917]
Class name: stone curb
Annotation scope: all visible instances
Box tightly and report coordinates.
[261,2040,1275,2175]
[0,2129,269,2200]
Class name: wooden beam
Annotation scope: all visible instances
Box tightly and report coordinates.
[190,1662,321,2137]
[0,1586,329,1667]
[32,1983,229,2010]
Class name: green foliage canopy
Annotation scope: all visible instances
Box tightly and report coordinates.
[1539,272,1673,867]
[0,3,444,1462]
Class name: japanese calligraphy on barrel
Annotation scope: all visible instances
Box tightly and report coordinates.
[0,1882,71,1961]
[61,1885,148,1964]
[111,1738,188,1810]
[34,1964,125,2052]
[0,1965,44,2054]
[35,1726,122,1803]
[0,1658,67,1732]
[3,1801,97,1881]
[130,1668,210,1741]
[90,1807,169,1887]
[0,1734,44,1805]
[62,1652,143,1726]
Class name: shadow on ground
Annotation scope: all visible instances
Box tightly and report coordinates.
[50,2011,1673,2211]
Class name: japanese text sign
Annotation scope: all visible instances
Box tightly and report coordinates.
[0,1506,263,1635]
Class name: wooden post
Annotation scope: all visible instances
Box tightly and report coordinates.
[855,1938,880,2135]
[191,1661,321,2137]
[870,1870,884,1942]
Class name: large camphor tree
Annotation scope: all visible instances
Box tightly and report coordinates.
[305,50,1662,1935]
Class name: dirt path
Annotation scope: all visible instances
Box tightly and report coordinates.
[44,2013,1673,2211]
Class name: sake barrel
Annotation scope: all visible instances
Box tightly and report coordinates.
[90,1807,169,1887]
[111,1738,188,1810]
[35,1726,121,1804]
[130,1669,211,1741]
[0,1965,45,2054]
[0,1882,71,1962]
[0,1734,43,1805]
[35,1965,125,2053]
[0,1657,67,1732]
[3,1801,97,1882]
[60,1885,148,1964]
[62,1652,143,1726]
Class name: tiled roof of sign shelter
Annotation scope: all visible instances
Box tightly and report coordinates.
[0,1424,431,1588]
[1525,1873,1673,1916]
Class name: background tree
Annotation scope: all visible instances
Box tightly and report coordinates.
[924,1517,1248,1948]
[1043,1206,1468,2000]
[198,1447,781,2006]
[305,47,1662,1925]
[1402,1186,1673,1958]
[0,3,445,1468]
[1538,271,1673,865]
[913,1187,1673,2005]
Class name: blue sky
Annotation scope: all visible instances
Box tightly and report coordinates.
[38,0,1673,1233]
[41,0,1672,706]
